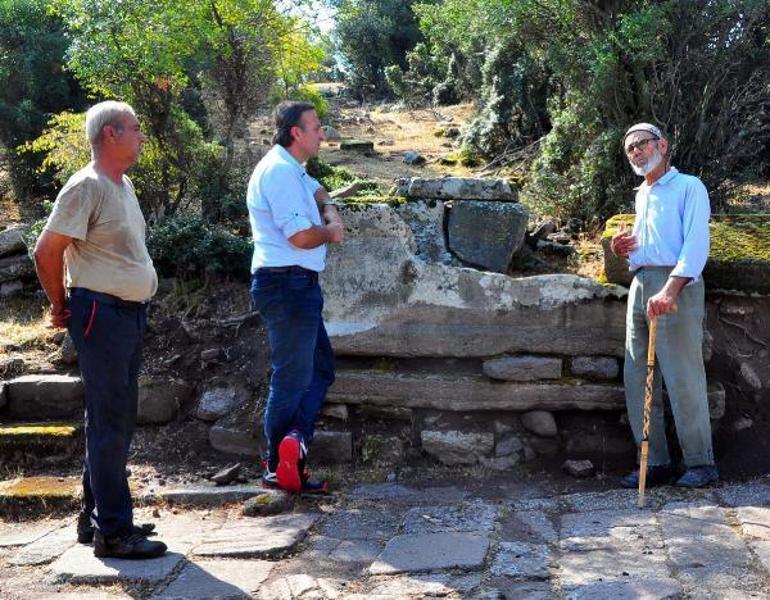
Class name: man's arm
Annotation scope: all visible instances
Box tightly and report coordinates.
[34,230,73,328]
[646,276,686,319]
[314,187,343,227]
[289,222,343,249]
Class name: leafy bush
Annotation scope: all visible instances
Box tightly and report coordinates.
[306,157,355,190]
[147,214,252,279]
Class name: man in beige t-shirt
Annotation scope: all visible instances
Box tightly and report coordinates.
[34,101,166,560]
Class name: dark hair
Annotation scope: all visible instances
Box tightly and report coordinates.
[272,101,317,147]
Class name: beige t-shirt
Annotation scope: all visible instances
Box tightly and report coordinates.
[45,163,157,302]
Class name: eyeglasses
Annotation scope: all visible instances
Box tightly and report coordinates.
[625,137,658,155]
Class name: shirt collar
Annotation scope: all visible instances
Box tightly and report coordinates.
[274,144,306,174]
[633,166,679,191]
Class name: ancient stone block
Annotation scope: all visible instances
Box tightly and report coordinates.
[5,374,83,419]
[421,430,494,465]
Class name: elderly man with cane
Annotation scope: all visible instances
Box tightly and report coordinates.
[611,122,718,490]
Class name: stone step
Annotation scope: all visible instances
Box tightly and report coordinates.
[0,476,80,519]
[0,421,83,464]
[328,369,626,411]
[1,374,83,420]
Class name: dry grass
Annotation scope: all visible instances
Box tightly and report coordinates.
[0,296,53,354]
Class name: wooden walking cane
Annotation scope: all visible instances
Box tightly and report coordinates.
[638,317,658,509]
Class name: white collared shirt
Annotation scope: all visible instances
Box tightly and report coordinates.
[247,145,325,273]
[628,167,710,281]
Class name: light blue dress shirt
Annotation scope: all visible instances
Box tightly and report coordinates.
[628,167,710,281]
[247,145,325,273]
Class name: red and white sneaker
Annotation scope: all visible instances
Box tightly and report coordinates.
[276,431,306,493]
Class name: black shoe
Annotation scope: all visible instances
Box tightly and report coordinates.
[77,512,156,544]
[93,532,167,559]
[620,464,675,488]
[676,466,719,488]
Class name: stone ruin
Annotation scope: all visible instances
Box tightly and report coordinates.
[1,177,769,474]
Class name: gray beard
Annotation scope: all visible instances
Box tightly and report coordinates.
[630,147,663,176]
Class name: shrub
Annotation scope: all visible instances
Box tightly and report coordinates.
[147,214,252,280]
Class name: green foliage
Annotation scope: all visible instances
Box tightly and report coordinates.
[147,214,252,279]
[0,0,85,196]
[306,157,355,190]
[283,85,329,120]
[18,111,89,186]
[328,0,425,97]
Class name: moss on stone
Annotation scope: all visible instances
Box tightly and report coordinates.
[340,196,407,209]
[0,476,79,499]
[0,423,78,438]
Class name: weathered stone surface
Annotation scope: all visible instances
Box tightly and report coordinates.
[208,424,260,457]
[51,544,185,584]
[0,422,82,462]
[9,523,76,566]
[402,500,498,534]
[402,150,426,165]
[397,177,518,201]
[496,433,525,456]
[0,520,62,547]
[330,370,626,411]
[483,356,562,382]
[196,387,246,422]
[569,356,619,380]
[59,333,78,365]
[421,430,494,464]
[560,510,663,553]
[323,205,627,358]
[5,374,83,419]
[0,279,24,297]
[310,430,352,463]
[490,541,551,579]
[211,462,241,485]
[361,434,405,465]
[319,508,400,541]
[480,454,521,471]
[500,510,558,544]
[735,506,770,540]
[151,484,270,507]
[447,200,529,272]
[321,403,348,420]
[367,574,482,597]
[340,139,374,153]
[193,513,320,558]
[559,545,671,587]
[368,532,489,574]
[257,574,343,600]
[0,225,28,257]
[395,200,455,264]
[151,559,273,600]
[242,490,294,516]
[329,539,382,563]
[563,578,682,600]
[563,459,595,478]
[0,253,34,283]
[321,125,341,140]
[137,377,192,425]
[520,411,558,437]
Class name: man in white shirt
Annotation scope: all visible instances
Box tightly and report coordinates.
[247,101,343,493]
[611,122,718,489]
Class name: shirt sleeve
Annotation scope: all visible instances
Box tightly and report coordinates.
[306,175,323,196]
[261,165,315,240]
[44,178,100,241]
[671,178,710,280]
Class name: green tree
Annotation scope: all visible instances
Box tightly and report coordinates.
[327,0,425,96]
[0,0,85,197]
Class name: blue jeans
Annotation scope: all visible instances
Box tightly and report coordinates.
[250,267,335,470]
[67,288,147,538]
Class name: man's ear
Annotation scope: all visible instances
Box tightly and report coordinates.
[659,138,669,156]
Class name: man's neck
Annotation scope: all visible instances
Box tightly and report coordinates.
[644,162,669,186]
[93,157,127,186]
[285,144,308,165]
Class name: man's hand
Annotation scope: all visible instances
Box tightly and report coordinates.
[323,204,344,228]
[646,276,688,319]
[49,304,72,329]
[610,223,637,257]
[326,221,344,243]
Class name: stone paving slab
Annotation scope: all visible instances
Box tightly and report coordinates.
[499,510,558,543]
[151,558,274,599]
[329,539,382,563]
[317,508,401,541]
[490,541,551,579]
[563,577,683,600]
[0,519,62,547]
[348,483,468,505]
[256,574,343,600]
[560,509,663,552]
[9,521,76,565]
[192,513,320,558]
[558,544,671,587]
[148,484,275,507]
[365,573,482,597]
[736,506,770,540]
[401,500,498,534]
[716,481,770,507]
[49,544,186,584]
[368,532,489,575]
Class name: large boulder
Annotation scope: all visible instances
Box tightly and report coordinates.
[322,203,628,358]
[4,374,83,419]
[602,214,770,293]
[447,200,529,272]
[137,377,192,424]
[394,200,455,265]
[0,254,35,283]
[0,225,28,258]
[196,386,249,422]
[395,177,518,201]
